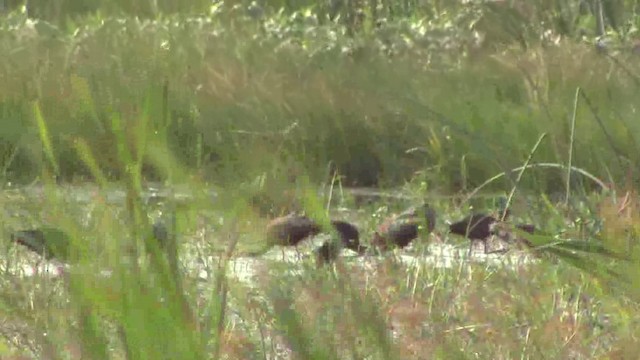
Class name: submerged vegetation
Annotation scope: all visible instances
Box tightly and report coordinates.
[0,0,639,358]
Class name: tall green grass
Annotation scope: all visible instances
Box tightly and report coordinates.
[1,7,639,190]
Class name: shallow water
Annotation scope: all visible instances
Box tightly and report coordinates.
[2,239,537,283]
[3,182,512,206]
[0,183,538,282]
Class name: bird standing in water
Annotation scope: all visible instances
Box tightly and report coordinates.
[448,213,503,255]
[314,220,367,266]
[252,214,365,260]
[265,214,322,247]
[372,202,437,252]
[449,208,535,255]
[10,220,170,273]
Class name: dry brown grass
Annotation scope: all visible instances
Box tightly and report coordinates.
[219,329,258,359]
[597,177,640,254]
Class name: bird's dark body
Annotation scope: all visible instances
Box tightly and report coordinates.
[266,215,365,249]
[372,202,437,251]
[152,221,170,247]
[315,241,340,267]
[11,221,170,263]
[373,221,419,249]
[11,228,72,260]
[329,220,365,253]
[266,215,322,246]
[449,211,536,254]
[315,220,366,266]
[448,213,498,240]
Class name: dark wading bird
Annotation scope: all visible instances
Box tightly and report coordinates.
[258,214,366,260]
[372,202,437,252]
[314,220,367,266]
[11,227,75,262]
[265,214,321,247]
[448,210,535,255]
[11,221,170,267]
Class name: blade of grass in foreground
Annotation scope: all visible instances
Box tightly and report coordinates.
[205,214,242,357]
[33,101,59,176]
[551,238,631,261]
[341,274,400,360]
[536,245,626,283]
[268,284,340,360]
